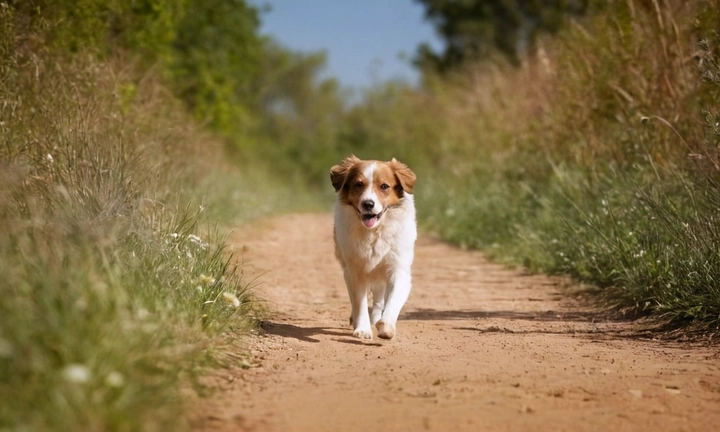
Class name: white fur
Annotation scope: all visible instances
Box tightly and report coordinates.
[359,162,383,215]
[334,174,417,340]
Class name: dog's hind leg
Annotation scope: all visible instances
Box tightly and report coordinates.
[370,283,385,325]
[343,268,356,326]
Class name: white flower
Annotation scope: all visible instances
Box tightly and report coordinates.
[136,308,150,320]
[187,234,208,249]
[222,292,241,307]
[62,364,91,384]
[0,338,14,358]
[199,274,215,285]
[46,154,53,162]
[105,371,125,387]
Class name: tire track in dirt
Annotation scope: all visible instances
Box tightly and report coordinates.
[194,213,720,432]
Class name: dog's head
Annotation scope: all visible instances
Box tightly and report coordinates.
[330,155,416,229]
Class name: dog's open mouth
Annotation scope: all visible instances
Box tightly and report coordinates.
[361,210,385,229]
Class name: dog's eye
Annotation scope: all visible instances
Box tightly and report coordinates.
[354,181,363,190]
[380,183,390,190]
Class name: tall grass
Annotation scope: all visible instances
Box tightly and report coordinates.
[0,50,266,430]
[413,1,720,326]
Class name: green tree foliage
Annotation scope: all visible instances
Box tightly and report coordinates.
[1,0,181,57]
[250,38,346,185]
[415,0,590,70]
[171,0,262,132]
[1,0,262,134]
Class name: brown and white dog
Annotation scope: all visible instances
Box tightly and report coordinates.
[330,155,417,339]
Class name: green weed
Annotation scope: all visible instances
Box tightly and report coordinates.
[0,52,261,431]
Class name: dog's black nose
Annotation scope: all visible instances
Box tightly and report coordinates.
[361,200,375,211]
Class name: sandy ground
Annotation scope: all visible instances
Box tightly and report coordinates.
[193,213,720,432]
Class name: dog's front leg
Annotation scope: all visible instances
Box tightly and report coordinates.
[344,269,373,339]
[376,268,412,339]
[351,289,373,339]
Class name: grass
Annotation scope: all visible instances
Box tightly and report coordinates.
[0,52,275,430]
[412,1,720,328]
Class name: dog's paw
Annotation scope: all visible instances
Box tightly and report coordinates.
[376,321,395,340]
[352,328,373,340]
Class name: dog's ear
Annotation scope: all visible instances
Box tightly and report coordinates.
[330,155,360,192]
[389,157,416,194]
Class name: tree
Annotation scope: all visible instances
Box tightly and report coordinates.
[171,0,262,132]
[415,0,589,71]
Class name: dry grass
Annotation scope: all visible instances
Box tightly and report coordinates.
[412,1,720,326]
[0,51,270,430]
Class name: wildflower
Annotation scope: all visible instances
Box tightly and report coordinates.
[46,153,53,162]
[187,234,208,248]
[222,292,241,307]
[199,274,215,285]
[136,308,150,320]
[0,338,14,358]
[105,371,125,388]
[62,364,91,384]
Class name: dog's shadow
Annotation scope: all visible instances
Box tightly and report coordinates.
[260,321,382,346]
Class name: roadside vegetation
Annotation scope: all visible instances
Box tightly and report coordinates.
[0,1,314,430]
[3,0,720,430]
[414,0,720,327]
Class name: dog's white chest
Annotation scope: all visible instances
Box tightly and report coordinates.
[357,229,393,272]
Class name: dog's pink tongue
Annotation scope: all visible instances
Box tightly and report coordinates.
[363,216,377,228]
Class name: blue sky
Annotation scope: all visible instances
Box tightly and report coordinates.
[252,0,444,89]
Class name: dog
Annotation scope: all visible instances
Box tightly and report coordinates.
[330,155,417,340]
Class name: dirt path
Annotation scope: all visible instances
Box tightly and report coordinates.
[195,213,720,432]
